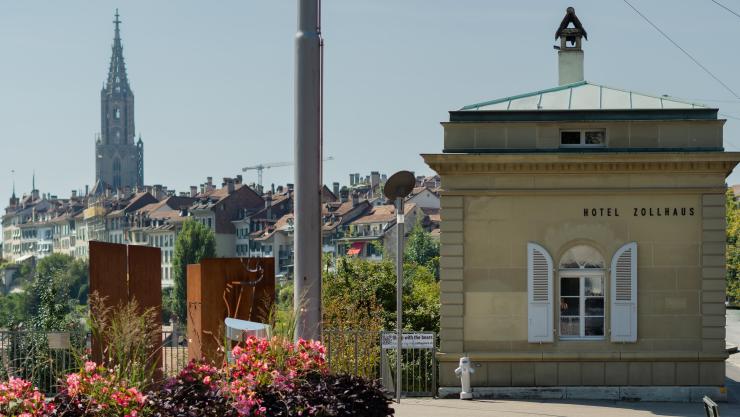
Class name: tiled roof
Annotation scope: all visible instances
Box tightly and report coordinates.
[351,203,416,225]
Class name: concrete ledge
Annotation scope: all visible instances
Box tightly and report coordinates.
[437,351,729,363]
[438,386,727,402]
[436,351,725,362]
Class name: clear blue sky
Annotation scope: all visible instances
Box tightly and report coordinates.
[1,1,740,202]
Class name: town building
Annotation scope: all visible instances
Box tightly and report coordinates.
[189,176,264,257]
[424,8,740,400]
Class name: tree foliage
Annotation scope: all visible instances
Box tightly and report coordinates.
[171,220,216,322]
[727,189,740,301]
[324,257,440,333]
[404,219,440,277]
[0,253,87,330]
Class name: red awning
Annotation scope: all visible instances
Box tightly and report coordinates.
[347,242,363,256]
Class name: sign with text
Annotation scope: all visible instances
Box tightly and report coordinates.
[381,332,435,349]
[582,207,695,217]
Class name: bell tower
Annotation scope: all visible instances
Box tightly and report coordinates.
[95,9,144,191]
[555,7,587,86]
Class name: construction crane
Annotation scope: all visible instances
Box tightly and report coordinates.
[242,156,334,191]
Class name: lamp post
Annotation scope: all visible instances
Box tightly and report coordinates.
[293,0,323,341]
[383,170,416,403]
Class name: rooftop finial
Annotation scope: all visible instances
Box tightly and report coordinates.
[11,170,15,198]
[32,169,36,191]
[114,8,121,37]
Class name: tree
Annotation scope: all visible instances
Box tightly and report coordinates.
[172,220,216,322]
[0,254,88,330]
[28,254,88,330]
[404,219,440,276]
[324,257,440,332]
[727,189,740,301]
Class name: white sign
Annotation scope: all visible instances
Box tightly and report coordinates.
[381,332,435,349]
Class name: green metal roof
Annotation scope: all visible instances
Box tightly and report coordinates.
[460,81,710,111]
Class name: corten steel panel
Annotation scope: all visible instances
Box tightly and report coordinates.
[89,241,128,308]
[187,264,203,361]
[89,241,128,363]
[127,244,163,378]
[187,258,275,363]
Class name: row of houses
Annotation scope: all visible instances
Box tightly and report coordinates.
[1,174,440,288]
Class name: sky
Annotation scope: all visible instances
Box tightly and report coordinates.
[1,0,740,202]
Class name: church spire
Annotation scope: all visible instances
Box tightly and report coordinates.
[106,9,130,94]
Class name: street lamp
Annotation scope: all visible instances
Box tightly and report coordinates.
[383,170,416,403]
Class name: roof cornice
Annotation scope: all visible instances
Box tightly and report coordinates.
[422,152,740,176]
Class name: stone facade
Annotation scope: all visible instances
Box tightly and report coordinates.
[423,10,739,397]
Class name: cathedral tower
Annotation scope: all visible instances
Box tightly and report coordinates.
[95,9,143,192]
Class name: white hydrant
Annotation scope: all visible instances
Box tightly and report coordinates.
[454,356,475,400]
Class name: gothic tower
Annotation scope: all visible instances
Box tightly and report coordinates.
[95,9,143,192]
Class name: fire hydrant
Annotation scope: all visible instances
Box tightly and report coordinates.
[454,356,474,400]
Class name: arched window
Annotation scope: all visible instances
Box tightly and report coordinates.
[558,245,605,339]
[559,245,604,269]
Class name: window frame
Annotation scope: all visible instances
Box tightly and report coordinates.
[558,269,606,341]
[559,129,607,148]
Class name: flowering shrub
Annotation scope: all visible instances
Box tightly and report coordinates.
[224,336,327,416]
[148,361,237,417]
[0,377,53,417]
[52,361,148,417]
[258,373,394,417]
[2,336,392,417]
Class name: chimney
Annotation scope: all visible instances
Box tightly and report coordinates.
[190,186,197,197]
[153,184,163,199]
[351,191,359,207]
[287,183,294,193]
[264,191,273,209]
[85,185,89,196]
[235,175,243,185]
[271,183,276,194]
[265,192,273,219]
[332,182,340,197]
[340,188,349,203]
[71,190,77,199]
[225,178,235,194]
[277,185,284,194]
[556,7,586,86]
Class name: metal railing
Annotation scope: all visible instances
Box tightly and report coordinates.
[380,331,437,397]
[323,329,381,379]
[0,330,86,395]
[323,329,437,397]
[161,328,188,377]
[0,329,189,395]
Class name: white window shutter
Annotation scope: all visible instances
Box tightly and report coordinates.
[527,242,553,343]
[610,242,637,342]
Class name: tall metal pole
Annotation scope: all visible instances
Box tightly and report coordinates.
[395,197,404,402]
[294,0,322,341]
